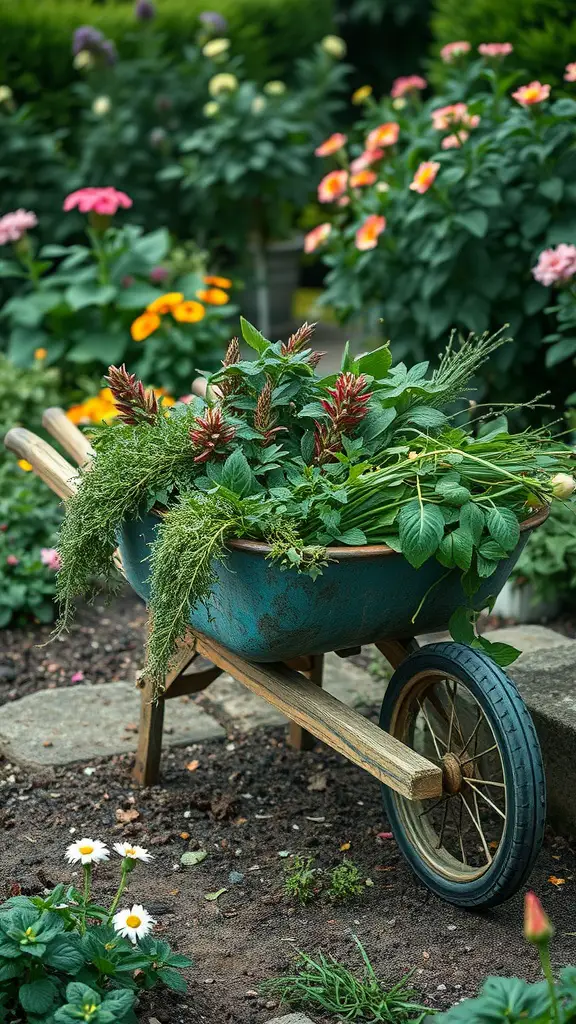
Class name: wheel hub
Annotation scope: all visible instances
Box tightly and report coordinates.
[442,751,463,795]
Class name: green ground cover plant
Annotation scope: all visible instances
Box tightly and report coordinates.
[54,317,575,685]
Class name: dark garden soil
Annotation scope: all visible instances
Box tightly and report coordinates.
[1,592,576,1023]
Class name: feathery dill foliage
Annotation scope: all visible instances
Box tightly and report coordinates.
[56,403,201,628]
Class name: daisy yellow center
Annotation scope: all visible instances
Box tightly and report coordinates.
[126,848,137,856]
[79,844,94,855]
[126,914,142,928]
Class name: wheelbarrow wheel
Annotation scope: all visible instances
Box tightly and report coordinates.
[379,641,545,908]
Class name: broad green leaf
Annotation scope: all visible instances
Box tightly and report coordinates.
[435,479,471,506]
[398,500,445,568]
[19,978,58,1015]
[335,528,366,546]
[115,283,163,309]
[102,988,135,1014]
[132,227,170,265]
[65,282,117,311]
[298,401,327,419]
[437,527,473,570]
[67,333,127,365]
[448,606,475,645]
[220,449,253,497]
[180,850,207,866]
[43,934,86,972]
[454,210,488,238]
[405,406,447,429]
[474,637,521,667]
[240,316,268,354]
[300,431,314,463]
[360,405,396,441]
[353,344,392,380]
[486,507,520,553]
[459,503,485,545]
[156,966,188,992]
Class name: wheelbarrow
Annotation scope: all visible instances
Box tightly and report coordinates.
[4,411,547,909]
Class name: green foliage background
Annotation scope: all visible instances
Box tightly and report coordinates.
[432,0,576,83]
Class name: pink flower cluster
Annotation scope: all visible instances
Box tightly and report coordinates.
[0,209,37,246]
[41,548,61,571]
[63,187,133,216]
[431,103,480,131]
[478,42,513,58]
[565,63,576,83]
[391,75,427,99]
[532,244,576,286]
[440,41,470,63]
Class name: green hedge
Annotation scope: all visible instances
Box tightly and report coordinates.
[431,0,576,84]
[1,0,334,104]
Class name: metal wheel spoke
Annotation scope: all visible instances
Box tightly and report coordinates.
[459,708,484,758]
[418,796,445,818]
[450,795,467,865]
[445,680,466,749]
[436,800,449,850]
[462,777,505,788]
[461,743,498,765]
[459,791,493,865]
[465,779,506,820]
[417,699,444,759]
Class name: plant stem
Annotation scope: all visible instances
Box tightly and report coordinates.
[80,864,92,935]
[539,940,560,1024]
[107,861,130,921]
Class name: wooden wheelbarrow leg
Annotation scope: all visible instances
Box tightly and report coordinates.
[287,654,324,751]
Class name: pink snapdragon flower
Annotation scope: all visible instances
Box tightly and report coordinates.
[355,214,386,251]
[366,122,399,150]
[409,161,440,194]
[431,103,479,131]
[391,75,427,99]
[478,42,513,58]
[6,554,19,567]
[350,149,384,174]
[304,222,332,254]
[440,41,471,63]
[315,132,347,157]
[317,170,348,203]
[441,132,469,149]
[63,187,133,216]
[564,63,576,82]
[41,548,61,571]
[532,244,576,286]
[0,209,38,246]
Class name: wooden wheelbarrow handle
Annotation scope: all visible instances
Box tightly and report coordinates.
[42,407,95,467]
[4,427,79,500]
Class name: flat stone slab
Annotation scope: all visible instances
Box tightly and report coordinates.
[0,682,225,767]
[205,651,387,731]
[417,624,568,655]
[266,1015,316,1024]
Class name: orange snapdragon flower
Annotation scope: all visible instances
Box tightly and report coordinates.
[197,287,229,305]
[131,311,161,341]
[34,347,47,360]
[365,122,399,151]
[350,169,377,187]
[315,132,347,157]
[318,170,348,203]
[172,300,205,323]
[304,222,332,254]
[355,214,386,251]
[147,292,184,314]
[512,81,551,106]
[409,161,440,194]
[204,274,232,288]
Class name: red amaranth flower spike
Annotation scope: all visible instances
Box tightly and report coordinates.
[104,364,159,425]
[313,371,372,465]
[190,407,236,463]
[281,321,317,355]
[253,377,287,447]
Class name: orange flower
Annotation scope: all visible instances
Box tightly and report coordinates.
[131,311,161,341]
[204,274,232,288]
[365,122,399,151]
[196,287,229,305]
[512,81,551,106]
[154,387,176,407]
[304,222,332,254]
[350,149,384,174]
[350,169,377,187]
[17,459,33,471]
[318,170,348,203]
[315,132,347,157]
[524,891,554,944]
[409,161,440,194]
[34,347,47,361]
[355,214,386,251]
[147,292,184,314]
[172,300,205,323]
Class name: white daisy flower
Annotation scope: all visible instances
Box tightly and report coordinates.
[113,904,156,943]
[113,842,153,863]
[65,838,109,865]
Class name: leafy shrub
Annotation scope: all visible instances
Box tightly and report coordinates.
[432,0,576,86]
[339,0,430,101]
[0,837,192,1022]
[284,855,320,905]
[0,354,65,626]
[0,191,235,393]
[513,501,576,603]
[1,0,334,118]
[311,51,576,407]
[327,860,366,901]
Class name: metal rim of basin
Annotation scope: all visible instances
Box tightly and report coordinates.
[387,669,508,882]
[227,507,548,558]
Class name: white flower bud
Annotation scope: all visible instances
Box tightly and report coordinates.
[208,73,238,97]
[203,100,220,117]
[0,85,13,104]
[551,473,576,499]
[264,80,286,96]
[74,50,95,71]
[321,35,347,59]
[251,95,266,114]
[92,95,111,116]
[202,38,230,59]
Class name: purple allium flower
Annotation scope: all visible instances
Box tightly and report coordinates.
[135,0,156,20]
[72,25,105,56]
[199,11,229,35]
[100,40,118,66]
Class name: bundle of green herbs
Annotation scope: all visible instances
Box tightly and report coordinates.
[56,318,575,686]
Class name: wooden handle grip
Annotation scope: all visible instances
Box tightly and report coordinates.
[4,427,79,500]
[42,407,95,467]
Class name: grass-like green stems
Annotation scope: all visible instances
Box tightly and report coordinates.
[262,935,429,1022]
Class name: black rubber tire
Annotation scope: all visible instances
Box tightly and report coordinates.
[379,641,545,909]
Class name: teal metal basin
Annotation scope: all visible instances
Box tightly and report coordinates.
[118,509,546,663]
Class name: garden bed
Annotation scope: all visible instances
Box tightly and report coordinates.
[1,595,576,1022]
